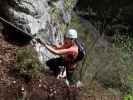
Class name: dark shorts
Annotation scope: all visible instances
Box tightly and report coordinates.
[46,57,75,72]
[46,57,77,84]
[46,57,65,75]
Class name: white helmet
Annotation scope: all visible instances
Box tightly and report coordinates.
[65,29,77,39]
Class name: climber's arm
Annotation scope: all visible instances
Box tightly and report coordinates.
[52,42,63,49]
[45,44,71,55]
[36,38,69,55]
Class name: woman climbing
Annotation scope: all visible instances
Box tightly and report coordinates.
[36,29,82,87]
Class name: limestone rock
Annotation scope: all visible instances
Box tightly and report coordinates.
[0,0,77,66]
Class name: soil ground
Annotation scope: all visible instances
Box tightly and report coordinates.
[0,32,81,100]
[0,31,122,100]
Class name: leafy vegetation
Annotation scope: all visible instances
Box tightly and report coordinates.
[75,0,133,98]
[75,0,133,37]
[123,93,133,100]
[16,46,43,80]
[49,3,67,40]
[70,14,133,97]
[64,0,75,10]
[114,33,133,98]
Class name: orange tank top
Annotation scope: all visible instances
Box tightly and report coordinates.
[57,44,78,63]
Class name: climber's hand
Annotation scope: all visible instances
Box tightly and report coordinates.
[35,38,43,44]
[35,38,47,46]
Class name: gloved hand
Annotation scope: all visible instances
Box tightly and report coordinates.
[35,38,47,46]
[35,38,42,44]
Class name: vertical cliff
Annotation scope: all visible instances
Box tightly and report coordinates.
[0,0,77,65]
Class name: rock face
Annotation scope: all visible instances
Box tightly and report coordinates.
[75,0,133,36]
[0,0,77,65]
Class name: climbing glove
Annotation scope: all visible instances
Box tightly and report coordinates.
[35,38,43,44]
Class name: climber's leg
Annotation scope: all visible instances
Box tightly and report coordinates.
[66,68,83,88]
[66,69,77,86]
[46,57,65,76]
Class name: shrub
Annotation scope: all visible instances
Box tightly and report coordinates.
[70,14,133,95]
[123,93,133,100]
[114,33,133,94]
[16,46,43,80]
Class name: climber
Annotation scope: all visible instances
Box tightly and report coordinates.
[36,29,83,87]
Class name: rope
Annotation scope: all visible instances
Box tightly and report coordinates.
[0,16,33,39]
